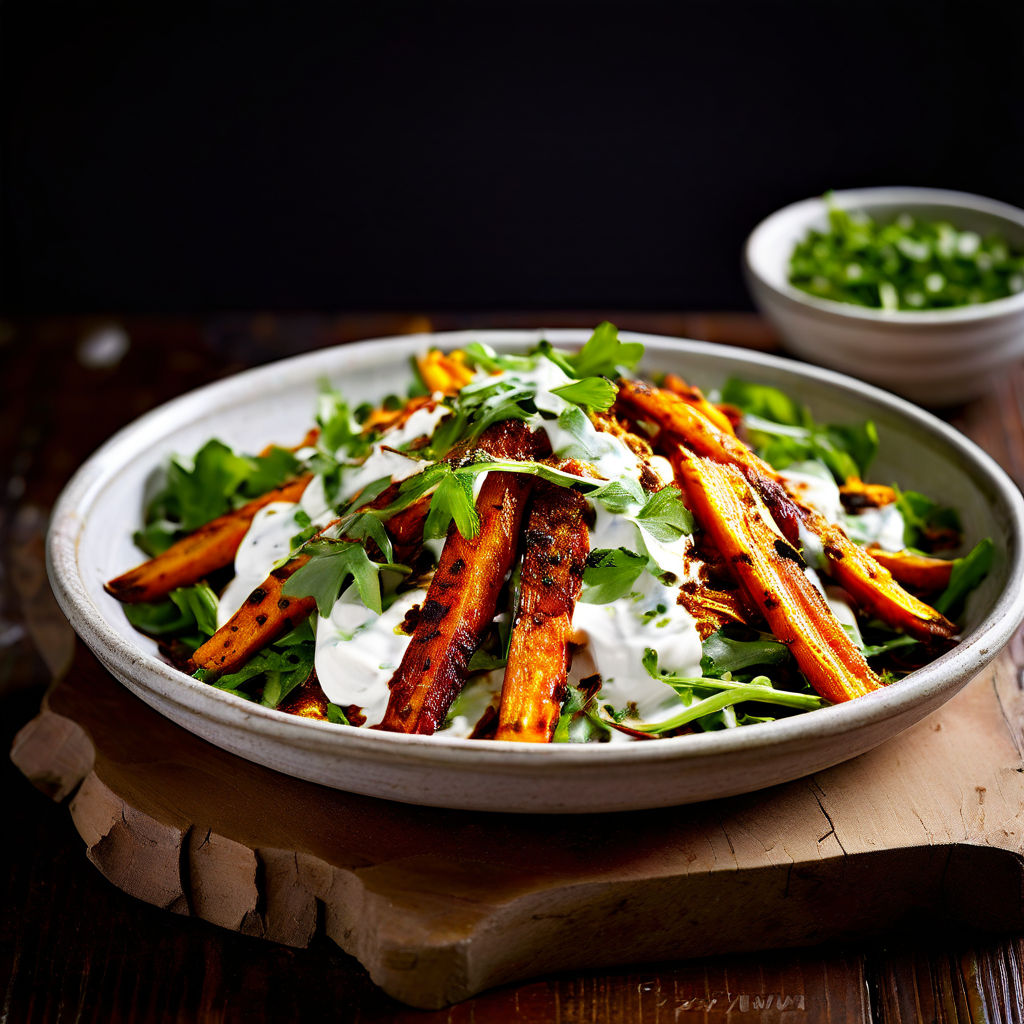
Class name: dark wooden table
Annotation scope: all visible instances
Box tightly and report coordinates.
[4,312,1024,1023]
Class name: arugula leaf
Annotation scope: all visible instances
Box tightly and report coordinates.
[639,648,828,732]
[424,469,480,541]
[580,547,647,604]
[317,384,368,456]
[342,510,395,563]
[699,628,792,676]
[134,439,304,557]
[721,379,878,481]
[720,379,810,427]
[282,539,407,617]
[565,322,644,379]
[860,634,919,659]
[633,487,694,543]
[461,342,537,374]
[934,537,994,617]
[123,583,219,652]
[553,684,612,743]
[895,488,963,550]
[208,639,315,708]
[551,376,618,411]
[622,676,827,734]
[169,583,219,636]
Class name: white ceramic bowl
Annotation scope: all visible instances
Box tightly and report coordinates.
[744,187,1024,406]
[47,330,1024,813]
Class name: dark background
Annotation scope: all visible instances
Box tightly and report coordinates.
[3,1,1023,315]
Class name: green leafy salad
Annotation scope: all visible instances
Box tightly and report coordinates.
[107,325,993,742]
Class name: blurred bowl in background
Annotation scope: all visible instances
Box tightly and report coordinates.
[744,187,1024,406]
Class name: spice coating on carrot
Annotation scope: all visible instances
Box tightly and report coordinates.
[496,485,590,743]
[618,380,956,642]
[865,546,955,592]
[673,448,883,703]
[190,556,316,676]
[377,420,542,735]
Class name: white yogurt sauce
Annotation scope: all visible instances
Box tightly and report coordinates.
[218,502,303,626]
[314,585,424,724]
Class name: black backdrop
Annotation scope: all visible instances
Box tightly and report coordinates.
[3,1,1023,314]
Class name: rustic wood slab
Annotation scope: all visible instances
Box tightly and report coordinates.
[10,642,1024,1010]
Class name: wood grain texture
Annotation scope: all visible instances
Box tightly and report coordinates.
[11,640,1024,1010]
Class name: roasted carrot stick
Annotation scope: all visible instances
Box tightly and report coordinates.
[496,485,590,742]
[672,447,883,703]
[618,380,956,642]
[105,475,312,604]
[377,420,542,734]
[416,349,474,395]
[863,547,954,593]
[799,506,956,642]
[839,477,897,511]
[191,556,315,677]
[191,483,432,679]
[661,373,739,436]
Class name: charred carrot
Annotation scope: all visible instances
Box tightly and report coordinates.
[661,373,739,436]
[191,556,315,677]
[672,447,883,703]
[618,380,956,642]
[416,349,474,395]
[190,484,431,679]
[676,582,753,639]
[496,485,590,743]
[105,475,312,604]
[800,507,956,641]
[865,547,955,592]
[839,476,897,511]
[378,420,541,734]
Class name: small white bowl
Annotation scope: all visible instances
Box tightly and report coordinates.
[744,187,1024,406]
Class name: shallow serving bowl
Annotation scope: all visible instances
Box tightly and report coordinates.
[47,329,1024,813]
[744,187,1024,406]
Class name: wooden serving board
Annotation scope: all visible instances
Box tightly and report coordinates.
[11,643,1024,1010]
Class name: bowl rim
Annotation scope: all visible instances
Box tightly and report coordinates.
[745,185,1024,326]
[46,328,1024,773]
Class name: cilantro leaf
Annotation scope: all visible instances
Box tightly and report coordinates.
[551,376,618,411]
[240,446,301,499]
[580,547,647,604]
[317,384,367,456]
[633,487,694,543]
[566,322,644,379]
[282,539,406,617]
[134,439,304,557]
[424,469,480,540]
